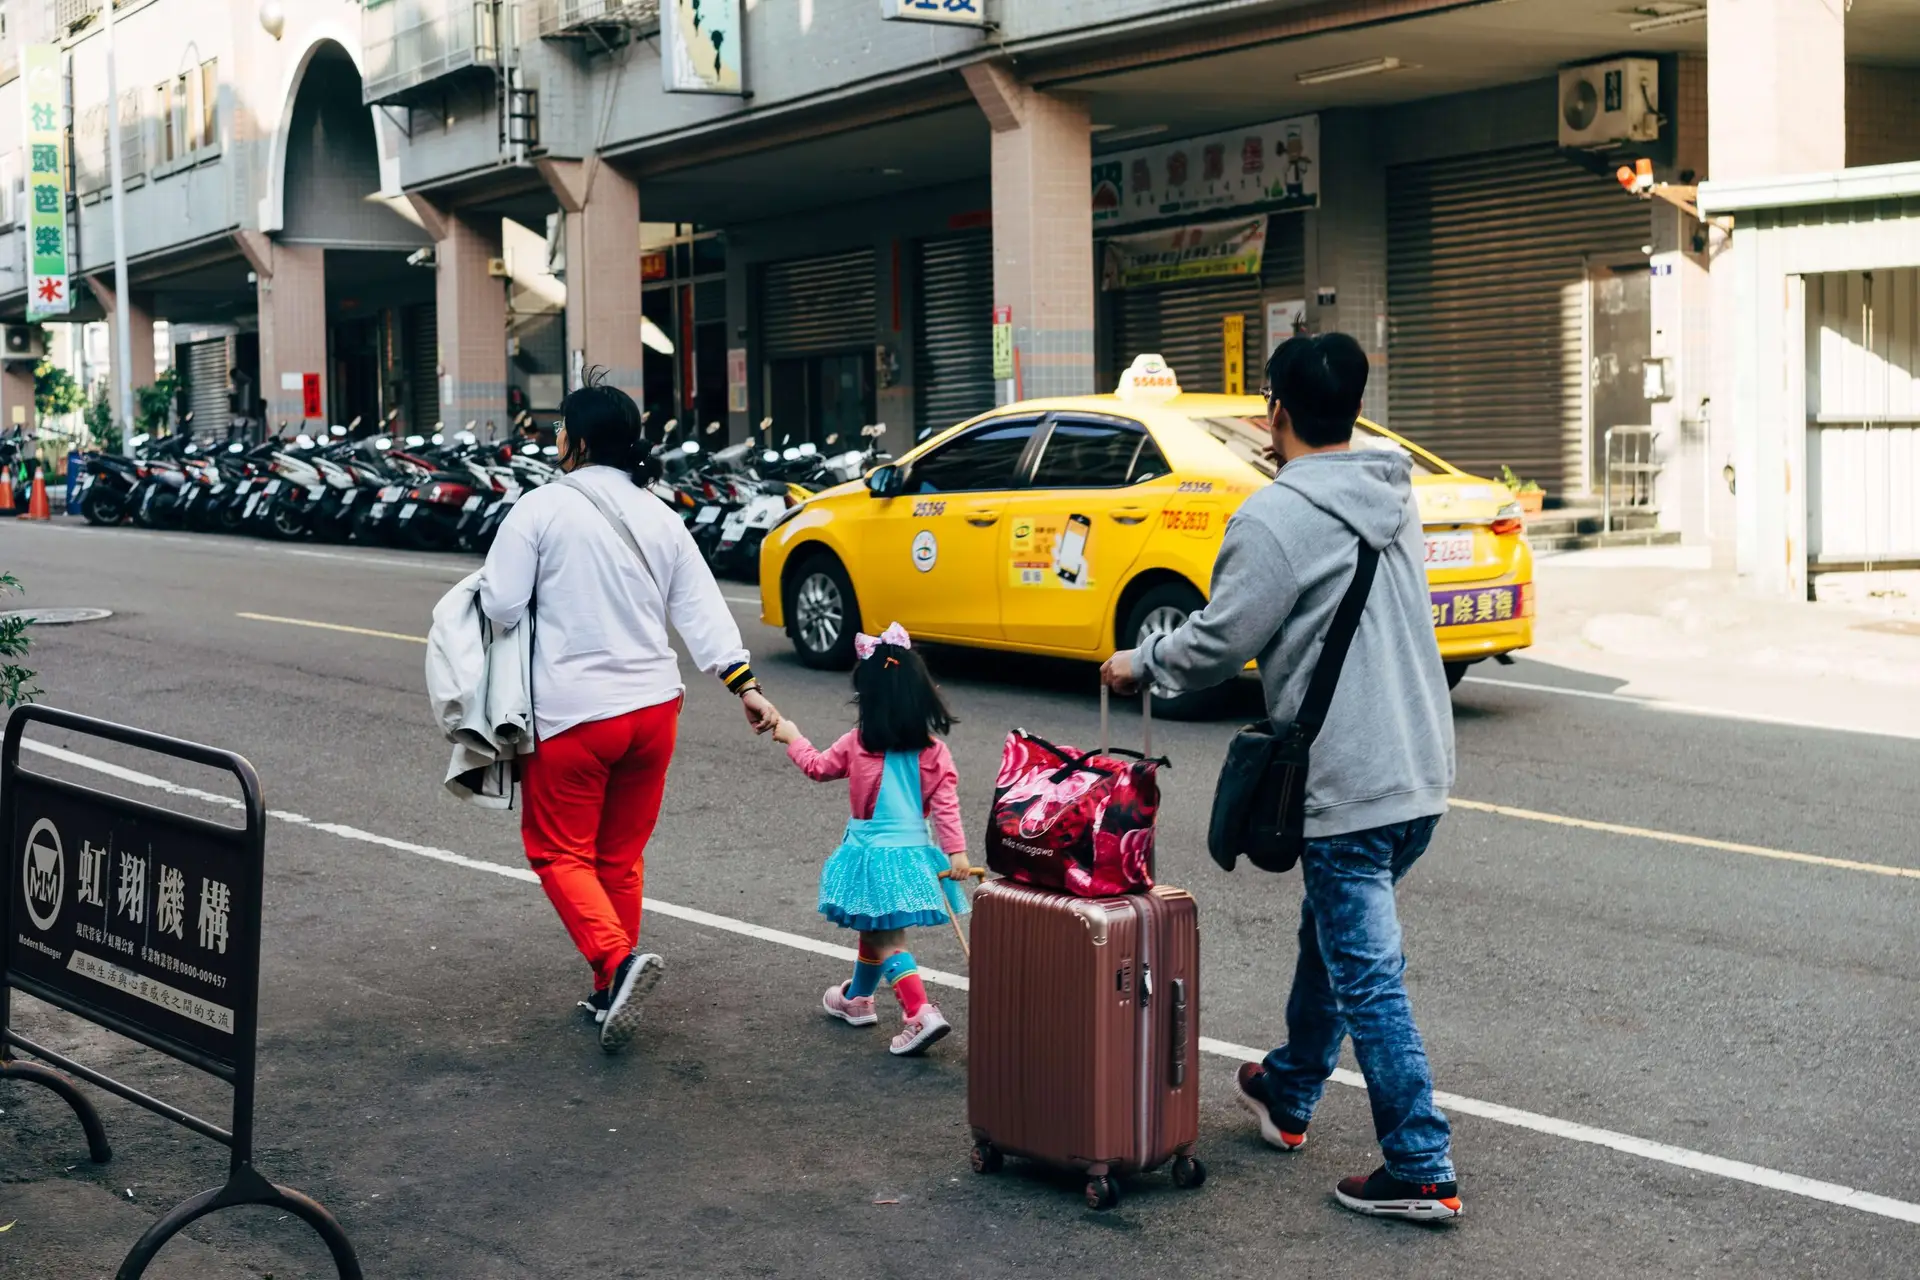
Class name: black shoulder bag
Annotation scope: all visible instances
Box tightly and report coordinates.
[1206,541,1379,873]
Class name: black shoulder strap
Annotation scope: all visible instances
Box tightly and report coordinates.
[1293,542,1380,741]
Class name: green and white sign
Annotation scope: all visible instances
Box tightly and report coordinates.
[22,44,70,318]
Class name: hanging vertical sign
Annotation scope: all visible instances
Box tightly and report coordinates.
[662,0,743,95]
[23,45,71,319]
[727,347,747,413]
[991,305,1014,381]
[1222,314,1245,396]
[882,0,986,25]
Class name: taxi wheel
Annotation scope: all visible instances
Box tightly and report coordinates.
[1123,583,1232,720]
[787,555,859,670]
[1444,662,1470,690]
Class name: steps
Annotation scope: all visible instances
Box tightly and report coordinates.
[1523,506,1681,553]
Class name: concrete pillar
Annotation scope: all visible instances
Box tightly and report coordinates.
[1707,0,1844,592]
[239,231,327,429]
[409,197,508,438]
[1302,110,1388,426]
[84,276,157,404]
[1,362,34,434]
[537,158,644,406]
[964,62,1095,402]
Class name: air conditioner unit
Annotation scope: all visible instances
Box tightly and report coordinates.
[1558,58,1660,150]
[0,324,43,362]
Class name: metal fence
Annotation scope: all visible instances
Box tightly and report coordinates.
[530,0,661,39]
[361,0,503,104]
[1601,424,1660,533]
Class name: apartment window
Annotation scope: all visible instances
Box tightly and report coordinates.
[172,74,188,163]
[198,59,217,150]
[120,90,144,180]
[0,151,17,227]
[152,83,170,166]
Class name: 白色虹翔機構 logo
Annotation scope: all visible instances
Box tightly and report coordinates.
[22,817,64,931]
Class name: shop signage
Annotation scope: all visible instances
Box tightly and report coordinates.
[1265,298,1306,360]
[23,45,70,319]
[301,373,323,419]
[1101,216,1268,291]
[662,0,743,95]
[641,250,669,281]
[882,0,985,24]
[1091,114,1319,230]
[1222,314,1245,396]
[991,305,1013,381]
[727,347,747,413]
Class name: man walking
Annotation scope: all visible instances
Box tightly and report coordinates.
[1101,332,1460,1220]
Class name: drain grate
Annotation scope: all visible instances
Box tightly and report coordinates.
[0,607,114,625]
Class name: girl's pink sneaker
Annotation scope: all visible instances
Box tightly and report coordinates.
[822,981,878,1026]
[889,1003,950,1056]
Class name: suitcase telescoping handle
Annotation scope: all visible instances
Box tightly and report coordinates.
[1099,680,1153,757]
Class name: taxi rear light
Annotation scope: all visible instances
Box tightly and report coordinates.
[1490,501,1524,537]
[1520,582,1536,617]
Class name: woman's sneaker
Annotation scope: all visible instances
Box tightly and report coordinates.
[599,952,664,1054]
[822,981,878,1026]
[888,1004,950,1056]
[1235,1062,1308,1152]
[1333,1167,1463,1221]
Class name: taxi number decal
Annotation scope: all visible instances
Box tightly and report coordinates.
[1175,480,1213,494]
[1160,509,1210,532]
[913,500,946,518]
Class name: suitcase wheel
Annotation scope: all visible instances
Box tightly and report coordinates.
[970,1143,1004,1176]
[1171,1154,1207,1190]
[1084,1175,1120,1212]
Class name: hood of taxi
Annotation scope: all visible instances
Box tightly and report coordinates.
[1412,472,1515,526]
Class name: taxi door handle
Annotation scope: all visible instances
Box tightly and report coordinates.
[1111,507,1149,525]
[964,509,1000,527]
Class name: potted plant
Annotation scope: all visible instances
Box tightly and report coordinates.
[1499,465,1545,516]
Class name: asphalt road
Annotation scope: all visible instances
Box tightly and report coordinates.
[2,519,1917,1279]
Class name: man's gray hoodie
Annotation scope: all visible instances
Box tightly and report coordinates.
[1136,448,1455,838]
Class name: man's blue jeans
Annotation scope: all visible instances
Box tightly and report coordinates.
[1261,814,1454,1184]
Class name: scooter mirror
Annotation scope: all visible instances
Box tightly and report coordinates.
[349,416,363,430]
[824,434,839,446]
[706,422,721,435]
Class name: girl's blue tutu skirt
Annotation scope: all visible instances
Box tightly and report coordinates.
[818,827,970,933]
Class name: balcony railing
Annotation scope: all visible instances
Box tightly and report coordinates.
[531,0,660,40]
[362,0,502,106]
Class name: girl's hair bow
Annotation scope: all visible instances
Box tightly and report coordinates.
[854,621,912,661]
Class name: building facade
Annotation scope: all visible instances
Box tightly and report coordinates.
[3,0,1918,591]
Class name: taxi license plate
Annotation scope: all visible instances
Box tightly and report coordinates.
[1424,531,1474,567]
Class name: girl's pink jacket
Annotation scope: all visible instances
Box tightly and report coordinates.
[786,731,966,854]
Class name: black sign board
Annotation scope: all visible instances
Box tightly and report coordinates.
[2,706,358,1280]
[11,770,256,1076]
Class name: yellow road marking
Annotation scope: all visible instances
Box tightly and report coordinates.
[230,609,1918,882]
[1450,798,1920,881]
[235,612,428,645]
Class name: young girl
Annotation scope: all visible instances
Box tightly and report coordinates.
[772,623,971,1056]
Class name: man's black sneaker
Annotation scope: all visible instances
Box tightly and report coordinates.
[577,988,611,1024]
[1333,1166,1463,1221]
[599,952,664,1054]
[1235,1062,1308,1152]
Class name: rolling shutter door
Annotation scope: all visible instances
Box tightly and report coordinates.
[1387,144,1651,495]
[182,339,228,439]
[915,233,994,436]
[761,249,877,357]
[1106,214,1304,393]
[406,303,438,434]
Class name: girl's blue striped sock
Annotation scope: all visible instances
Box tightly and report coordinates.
[848,940,883,1000]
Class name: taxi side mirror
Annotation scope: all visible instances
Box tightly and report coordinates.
[867,465,903,499]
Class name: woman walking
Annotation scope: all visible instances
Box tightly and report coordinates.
[480,372,779,1053]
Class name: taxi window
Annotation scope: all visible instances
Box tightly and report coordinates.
[907,421,1037,494]
[1030,419,1165,488]
[1191,416,1436,479]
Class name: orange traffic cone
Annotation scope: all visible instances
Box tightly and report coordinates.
[0,467,15,517]
[23,468,50,520]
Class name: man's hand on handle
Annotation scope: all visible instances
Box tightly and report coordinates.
[1100,650,1140,697]
[741,688,780,735]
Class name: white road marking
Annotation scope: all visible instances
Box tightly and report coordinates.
[721,594,760,608]
[1463,675,1920,744]
[19,737,1920,1227]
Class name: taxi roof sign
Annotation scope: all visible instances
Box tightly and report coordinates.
[1116,354,1180,404]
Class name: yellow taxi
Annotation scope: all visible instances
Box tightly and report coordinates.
[759,356,1533,714]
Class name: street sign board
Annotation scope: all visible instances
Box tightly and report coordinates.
[883,0,986,25]
[22,44,71,318]
[992,305,1013,381]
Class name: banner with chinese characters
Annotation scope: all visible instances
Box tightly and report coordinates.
[22,45,71,318]
[1092,114,1319,230]
[882,0,986,25]
[662,0,742,95]
[1101,216,1267,291]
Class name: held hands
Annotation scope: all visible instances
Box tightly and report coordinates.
[771,718,801,746]
[741,688,781,736]
[1100,650,1141,697]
